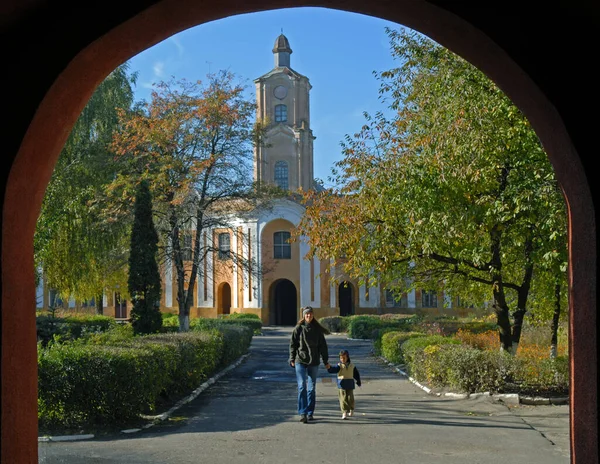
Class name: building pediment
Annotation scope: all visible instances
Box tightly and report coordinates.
[266,124,297,138]
[254,66,309,84]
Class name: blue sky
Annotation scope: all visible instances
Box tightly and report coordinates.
[126,7,406,187]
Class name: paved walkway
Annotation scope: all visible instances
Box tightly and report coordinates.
[38,327,570,463]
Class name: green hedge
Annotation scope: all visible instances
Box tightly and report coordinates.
[38,323,253,428]
[38,343,172,427]
[37,314,117,346]
[380,331,427,364]
[192,317,262,335]
[347,315,416,339]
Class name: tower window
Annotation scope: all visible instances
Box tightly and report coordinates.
[274,231,291,259]
[275,104,287,122]
[218,233,230,260]
[274,161,289,190]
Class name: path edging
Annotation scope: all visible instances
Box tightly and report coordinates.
[380,357,568,406]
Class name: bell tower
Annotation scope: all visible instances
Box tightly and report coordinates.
[253,34,315,192]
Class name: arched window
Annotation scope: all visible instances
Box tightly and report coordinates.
[274,231,291,259]
[274,104,287,122]
[218,233,230,259]
[274,161,289,190]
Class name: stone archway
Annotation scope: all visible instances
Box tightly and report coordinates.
[1,3,595,463]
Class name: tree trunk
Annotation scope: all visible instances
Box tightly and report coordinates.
[511,308,527,355]
[494,300,513,352]
[178,311,190,332]
[550,282,561,359]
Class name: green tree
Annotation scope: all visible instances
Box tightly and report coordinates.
[128,179,162,334]
[34,64,137,313]
[295,28,568,353]
[109,70,268,331]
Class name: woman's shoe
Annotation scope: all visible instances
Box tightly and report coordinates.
[341,412,347,420]
[348,410,353,417]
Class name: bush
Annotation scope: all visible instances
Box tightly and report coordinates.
[192,317,262,335]
[401,335,461,380]
[380,331,426,364]
[37,314,117,346]
[38,343,171,427]
[223,312,261,320]
[319,316,346,333]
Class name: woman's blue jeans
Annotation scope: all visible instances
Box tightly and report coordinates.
[295,363,319,416]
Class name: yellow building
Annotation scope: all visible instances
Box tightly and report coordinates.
[36,34,466,323]
[157,34,466,325]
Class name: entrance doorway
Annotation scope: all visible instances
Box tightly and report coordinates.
[114,292,128,319]
[338,281,354,317]
[270,279,297,326]
[218,282,231,315]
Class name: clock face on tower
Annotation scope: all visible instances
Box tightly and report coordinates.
[273,85,288,100]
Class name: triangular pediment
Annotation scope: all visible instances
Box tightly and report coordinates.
[266,124,296,138]
[254,66,309,83]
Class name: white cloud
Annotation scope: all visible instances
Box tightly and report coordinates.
[170,36,185,57]
[153,61,165,77]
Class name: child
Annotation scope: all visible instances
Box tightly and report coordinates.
[327,349,361,419]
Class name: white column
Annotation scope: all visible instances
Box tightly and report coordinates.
[313,257,320,308]
[407,289,416,309]
[165,261,173,308]
[299,237,311,308]
[329,259,336,309]
[232,229,239,309]
[444,292,452,308]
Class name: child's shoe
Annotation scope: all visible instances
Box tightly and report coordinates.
[341,412,347,420]
[348,410,354,417]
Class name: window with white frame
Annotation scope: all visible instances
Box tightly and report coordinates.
[274,231,291,259]
[218,233,230,260]
[274,161,289,190]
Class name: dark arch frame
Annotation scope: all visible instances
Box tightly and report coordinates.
[1,2,596,463]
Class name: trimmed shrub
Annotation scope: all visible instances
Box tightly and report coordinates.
[37,314,117,346]
[38,343,171,427]
[319,316,345,333]
[401,335,461,380]
[380,331,427,364]
[192,317,262,335]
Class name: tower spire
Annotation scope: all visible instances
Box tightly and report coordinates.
[273,33,292,68]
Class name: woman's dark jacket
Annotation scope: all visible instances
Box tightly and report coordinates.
[289,321,329,367]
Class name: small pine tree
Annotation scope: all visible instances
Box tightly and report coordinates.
[128,180,162,335]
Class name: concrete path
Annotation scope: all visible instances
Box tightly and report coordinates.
[39,327,570,463]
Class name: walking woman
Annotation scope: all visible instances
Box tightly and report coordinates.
[289,306,330,423]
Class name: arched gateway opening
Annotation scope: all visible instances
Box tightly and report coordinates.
[218,282,231,315]
[270,279,298,326]
[1,3,595,463]
[338,281,354,317]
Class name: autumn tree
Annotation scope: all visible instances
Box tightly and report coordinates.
[128,179,162,334]
[109,71,267,331]
[34,64,137,313]
[295,28,568,353]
